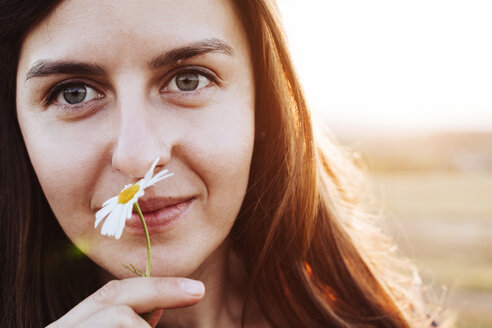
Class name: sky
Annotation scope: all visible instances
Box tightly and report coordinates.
[277,0,492,134]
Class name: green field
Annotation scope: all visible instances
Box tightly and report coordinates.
[370,172,492,327]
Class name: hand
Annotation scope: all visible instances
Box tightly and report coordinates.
[46,277,205,328]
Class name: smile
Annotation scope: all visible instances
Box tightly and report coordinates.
[125,197,194,233]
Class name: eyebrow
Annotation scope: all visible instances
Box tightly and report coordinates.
[148,38,234,69]
[25,61,106,80]
[25,38,234,81]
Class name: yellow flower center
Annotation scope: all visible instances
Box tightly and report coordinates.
[118,184,140,204]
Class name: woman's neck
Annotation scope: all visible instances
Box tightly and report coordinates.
[155,242,268,328]
[96,240,269,327]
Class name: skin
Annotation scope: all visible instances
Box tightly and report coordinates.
[16,0,265,326]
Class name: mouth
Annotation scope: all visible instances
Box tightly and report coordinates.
[125,196,195,233]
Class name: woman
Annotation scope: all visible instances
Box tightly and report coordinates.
[1,0,444,327]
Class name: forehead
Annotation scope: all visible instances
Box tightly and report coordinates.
[19,0,245,72]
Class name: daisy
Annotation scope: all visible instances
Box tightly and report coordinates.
[95,157,173,239]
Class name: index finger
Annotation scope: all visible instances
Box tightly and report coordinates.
[58,277,205,326]
[92,277,204,311]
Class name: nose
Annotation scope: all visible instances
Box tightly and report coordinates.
[111,97,171,179]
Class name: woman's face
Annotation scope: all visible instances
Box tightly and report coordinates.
[16,0,254,278]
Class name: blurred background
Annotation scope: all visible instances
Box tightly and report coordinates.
[277,1,492,327]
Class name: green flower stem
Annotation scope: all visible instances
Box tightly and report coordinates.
[141,308,157,322]
[134,202,151,277]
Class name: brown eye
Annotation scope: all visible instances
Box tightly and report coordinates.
[167,71,211,92]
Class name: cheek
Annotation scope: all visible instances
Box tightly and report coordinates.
[178,98,255,232]
[198,134,253,219]
[148,105,255,275]
[18,116,102,233]
[188,98,255,201]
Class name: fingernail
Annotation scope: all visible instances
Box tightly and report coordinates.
[179,279,205,297]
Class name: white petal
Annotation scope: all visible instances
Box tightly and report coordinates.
[114,222,125,239]
[126,202,134,219]
[144,157,160,184]
[100,210,113,235]
[147,170,169,186]
[149,172,173,186]
[115,204,131,239]
[111,205,125,236]
[137,178,147,189]
[135,189,145,200]
[149,169,168,181]
[153,169,169,178]
[95,201,117,228]
[102,195,118,207]
[101,205,124,236]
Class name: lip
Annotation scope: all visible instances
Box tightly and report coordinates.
[125,197,194,233]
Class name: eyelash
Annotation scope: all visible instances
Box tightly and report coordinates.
[44,67,219,107]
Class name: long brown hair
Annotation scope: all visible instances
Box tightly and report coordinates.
[1,1,102,327]
[1,1,441,327]
[232,1,441,327]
